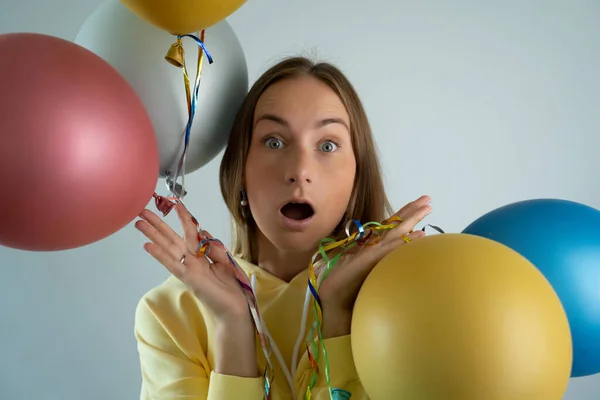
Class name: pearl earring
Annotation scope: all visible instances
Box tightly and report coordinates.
[240,190,248,206]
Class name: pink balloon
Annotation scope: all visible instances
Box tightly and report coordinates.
[0,33,159,251]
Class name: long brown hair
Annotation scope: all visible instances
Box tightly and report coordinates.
[219,56,393,263]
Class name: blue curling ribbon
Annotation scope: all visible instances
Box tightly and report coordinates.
[178,33,213,157]
[308,279,322,308]
[177,34,214,64]
[421,223,445,234]
[352,219,365,241]
[332,388,352,399]
[345,219,365,242]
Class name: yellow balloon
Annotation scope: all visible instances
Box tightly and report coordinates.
[351,233,572,400]
[120,0,247,35]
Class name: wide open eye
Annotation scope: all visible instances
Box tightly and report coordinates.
[264,137,285,149]
[319,140,339,153]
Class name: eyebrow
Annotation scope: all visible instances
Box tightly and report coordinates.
[254,114,349,131]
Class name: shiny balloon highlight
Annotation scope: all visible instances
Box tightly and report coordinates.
[0,33,159,251]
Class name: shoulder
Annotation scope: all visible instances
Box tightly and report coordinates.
[134,255,257,335]
[136,275,192,314]
[134,276,208,345]
[135,275,204,321]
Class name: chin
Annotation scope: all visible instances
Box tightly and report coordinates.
[268,231,322,255]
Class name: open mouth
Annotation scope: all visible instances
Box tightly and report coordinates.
[280,202,315,221]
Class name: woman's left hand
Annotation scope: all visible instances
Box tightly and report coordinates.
[317,195,432,337]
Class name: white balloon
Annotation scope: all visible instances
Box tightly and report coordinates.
[75,0,248,177]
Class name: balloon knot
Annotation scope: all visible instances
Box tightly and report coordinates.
[165,37,185,68]
[152,192,176,216]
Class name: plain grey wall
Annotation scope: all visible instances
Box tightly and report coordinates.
[1,0,599,399]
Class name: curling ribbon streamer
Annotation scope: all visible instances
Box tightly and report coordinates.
[150,189,446,400]
[331,389,352,400]
[164,31,214,199]
[148,27,448,400]
[151,22,446,400]
[154,32,277,399]
[151,193,276,399]
[303,215,417,400]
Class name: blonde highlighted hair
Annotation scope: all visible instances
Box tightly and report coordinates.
[219,56,393,264]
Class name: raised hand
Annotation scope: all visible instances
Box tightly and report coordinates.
[318,195,432,336]
[135,203,250,324]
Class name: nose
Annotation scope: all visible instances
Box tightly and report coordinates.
[283,147,313,184]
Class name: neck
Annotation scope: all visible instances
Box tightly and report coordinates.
[256,233,315,282]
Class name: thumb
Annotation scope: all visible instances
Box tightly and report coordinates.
[212,262,246,294]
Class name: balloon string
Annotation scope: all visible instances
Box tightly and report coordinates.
[151,193,275,399]
[303,215,418,399]
[165,31,213,199]
[155,35,276,398]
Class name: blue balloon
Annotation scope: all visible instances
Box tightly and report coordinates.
[462,198,600,378]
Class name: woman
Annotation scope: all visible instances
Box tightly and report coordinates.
[134,56,432,400]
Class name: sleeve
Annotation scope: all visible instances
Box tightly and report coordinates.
[134,286,266,400]
[294,335,368,400]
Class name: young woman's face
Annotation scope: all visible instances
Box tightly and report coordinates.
[244,76,357,254]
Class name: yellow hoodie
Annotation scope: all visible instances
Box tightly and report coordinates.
[134,256,366,399]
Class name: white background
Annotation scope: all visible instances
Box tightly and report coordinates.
[1,0,599,398]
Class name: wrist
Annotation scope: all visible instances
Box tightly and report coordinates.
[215,318,258,378]
[215,306,253,329]
[321,304,352,339]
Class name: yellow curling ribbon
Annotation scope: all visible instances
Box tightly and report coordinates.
[163,30,212,199]
[160,32,277,400]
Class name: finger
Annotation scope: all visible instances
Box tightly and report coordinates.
[139,208,184,245]
[200,230,232,265]
[402,204,433,230]
[175,203,200,253]
[383,205,431,247]
[368,228,423,261]
[406,229,426,240]
[394,195,431,219]
[143,242,188,279]
[388,204,432,240]
[144,239,213,281]
[212,261,237,282]
[135,219,172,250]
[211,262,246,295]
[137,211,188,260]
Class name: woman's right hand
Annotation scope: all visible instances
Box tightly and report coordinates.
[136,203,259,377]
[135,203,251,326]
